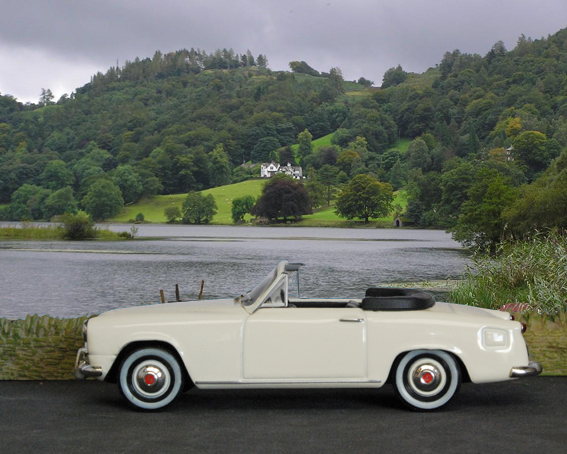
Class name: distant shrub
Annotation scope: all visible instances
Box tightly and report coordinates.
[164,206,181,223]
[134,212,145,222]
[61,211,95,240]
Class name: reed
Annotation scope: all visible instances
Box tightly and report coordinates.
[450,230,567,313]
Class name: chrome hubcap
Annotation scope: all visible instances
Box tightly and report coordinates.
[412,364,442,392]
[132,361,171,398]
[407,357,447,397]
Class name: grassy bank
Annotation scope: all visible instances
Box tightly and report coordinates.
[0,315,90,380]
[0,224,132,241]
[449,232,567,314]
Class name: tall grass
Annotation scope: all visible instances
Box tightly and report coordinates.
[0,224,65,239]
[449,231,567,313]
[0,222,131,241]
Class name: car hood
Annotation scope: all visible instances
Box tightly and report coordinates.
[96,298,238,321]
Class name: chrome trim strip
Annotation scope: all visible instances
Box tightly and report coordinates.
[195,379,381,386]
[339,319,364,323]
[510,361,543,378]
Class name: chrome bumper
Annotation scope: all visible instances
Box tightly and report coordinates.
[74,347,103,379]
[510,361,543,378]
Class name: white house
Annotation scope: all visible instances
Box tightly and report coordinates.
[260,162,304,179]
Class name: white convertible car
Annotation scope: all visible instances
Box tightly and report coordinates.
[75,261,541,411]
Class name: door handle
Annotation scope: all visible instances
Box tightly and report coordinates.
[339,318,363,323]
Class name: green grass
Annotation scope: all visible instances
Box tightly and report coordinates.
[393,67,440,92]
[0,224,129,240]
[386,138,412,154]
[112,179,266,224]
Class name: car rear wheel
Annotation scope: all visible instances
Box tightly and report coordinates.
[118,347,185,410]
[394,350,461,411]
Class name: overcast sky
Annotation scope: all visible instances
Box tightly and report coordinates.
[1,0,566,103]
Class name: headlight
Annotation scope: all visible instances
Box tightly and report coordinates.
[483,328,508,348]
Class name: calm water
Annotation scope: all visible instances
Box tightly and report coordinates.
[0,224,467,319]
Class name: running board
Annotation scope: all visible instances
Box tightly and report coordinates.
[195,379,382,389]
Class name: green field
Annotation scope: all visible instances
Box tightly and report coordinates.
[112,179,266,224]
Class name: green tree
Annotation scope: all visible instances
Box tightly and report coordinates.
[251,137,280,163]
[388,160,407,190]
[182,192,217,224]
[381,65,408,88]
[452,170,518,252]
[328,67,345,94]
[305,179,325,209]
[82,180,124,221]
[512,131,550,177]
[504,148,567,235]
[335,174,394,223]
[11,184,51,220]
[40,160,75,190]
[39,88,54,106]
[43,187,77,220]
[231,195,256,223]
[297,129,313,161]
[289,61,319,76]
[209,144,232,187]
[406,138,432,171]
[336,150,360,175]
[318,164,339,206]
[112,165,143,204]
[251,176,312,222]
[164,206,182,223]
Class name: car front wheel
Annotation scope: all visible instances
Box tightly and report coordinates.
[118,347,185,410]
[394,350,461,411]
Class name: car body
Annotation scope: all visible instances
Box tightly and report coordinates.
[75,261,542,411]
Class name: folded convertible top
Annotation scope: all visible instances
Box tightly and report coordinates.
[362,288,435,311]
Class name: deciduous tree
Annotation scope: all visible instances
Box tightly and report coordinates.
[297,129,313,161]
[335,174,394,223]
[251,176,311,222]
[81,180,124,221]
[182,192,217,224]
[231,195,256,223]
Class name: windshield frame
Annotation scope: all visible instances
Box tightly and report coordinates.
[239,261,289,314]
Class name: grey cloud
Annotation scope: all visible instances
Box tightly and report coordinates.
[1,0,567,102]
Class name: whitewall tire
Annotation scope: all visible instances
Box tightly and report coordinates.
[119,347,185,410]
[394,350,461,411]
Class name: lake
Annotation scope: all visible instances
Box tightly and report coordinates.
[0,224,467,319]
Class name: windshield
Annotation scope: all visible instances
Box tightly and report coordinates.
[241,266,278,306]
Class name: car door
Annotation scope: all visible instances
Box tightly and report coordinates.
[242,306,367,380]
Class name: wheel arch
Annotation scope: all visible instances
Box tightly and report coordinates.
[386,349,471,384]
[105,340,193,387]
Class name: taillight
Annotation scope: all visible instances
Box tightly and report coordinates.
[521,323,527,334]
[510,314,515,321]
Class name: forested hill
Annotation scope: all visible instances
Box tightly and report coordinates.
[1,28,567,245]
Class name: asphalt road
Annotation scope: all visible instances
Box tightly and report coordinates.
[1,378,566,454]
